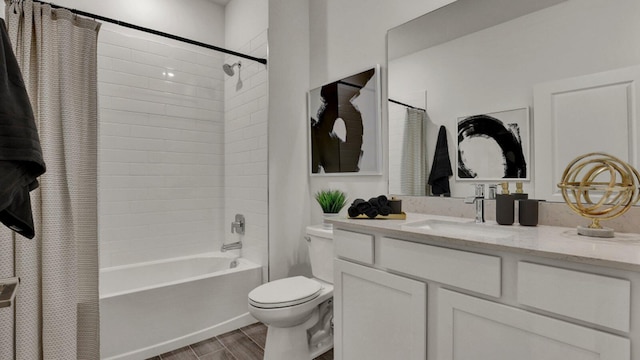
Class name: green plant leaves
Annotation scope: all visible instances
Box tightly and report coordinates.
[315,189,348,213]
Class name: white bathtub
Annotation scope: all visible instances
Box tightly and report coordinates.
[99,253,262,360]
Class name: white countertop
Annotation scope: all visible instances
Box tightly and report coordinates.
[327,212,640,272]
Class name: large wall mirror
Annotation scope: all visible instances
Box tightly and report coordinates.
[387,0,640,201]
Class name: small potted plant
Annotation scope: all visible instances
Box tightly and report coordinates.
[314,189,348,228]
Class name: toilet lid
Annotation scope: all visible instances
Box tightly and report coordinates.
[249,276,322,309]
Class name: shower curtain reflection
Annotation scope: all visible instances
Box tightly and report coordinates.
[401,108,427,195]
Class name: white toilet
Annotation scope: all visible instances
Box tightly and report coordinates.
[248,225,334,360]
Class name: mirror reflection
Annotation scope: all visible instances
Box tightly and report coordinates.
[387,0,640,200]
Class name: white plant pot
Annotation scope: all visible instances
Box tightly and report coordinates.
[322,213,340,229]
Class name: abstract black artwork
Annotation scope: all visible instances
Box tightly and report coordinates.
[308,66,381,175]
[457,107,530,181]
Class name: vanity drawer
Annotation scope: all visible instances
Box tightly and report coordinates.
[379,237,501,297]
[334,229,374,265]
[517,262,630,332]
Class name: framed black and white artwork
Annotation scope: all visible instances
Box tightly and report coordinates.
[457,107,530,181]
[308,65,382,175]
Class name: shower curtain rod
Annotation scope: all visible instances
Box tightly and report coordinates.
[30,0,268,65]
[388,98,426,112]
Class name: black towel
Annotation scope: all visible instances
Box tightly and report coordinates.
[0,19,46,239]
[370,195,391,216]
[428,125,452,197]
[348,199,370,217]
[348,199,365,217]
[348,197,392,218]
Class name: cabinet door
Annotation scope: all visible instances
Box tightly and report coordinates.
[437,289,630,360]
[334,259,427,360]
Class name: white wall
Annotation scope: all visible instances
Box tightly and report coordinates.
[44,0,225,46]
[224,0,269,281]
[313,0,453,85]
[226,0,268,49]
[267,0,455,280]
[268,0,312,280]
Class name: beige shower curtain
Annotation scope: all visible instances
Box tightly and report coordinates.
[0,1,100,359]
[400,108,427,195]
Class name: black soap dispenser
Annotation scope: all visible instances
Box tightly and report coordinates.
[495,182,514,225]
[512,181,528,224]
[389,197,402,214]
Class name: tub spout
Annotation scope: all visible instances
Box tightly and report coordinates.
[221,241,242,252]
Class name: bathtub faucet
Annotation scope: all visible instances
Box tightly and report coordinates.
[221,241,242,252]
[231,214,245,235]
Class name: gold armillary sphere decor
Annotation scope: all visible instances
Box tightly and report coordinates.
[557,152,640,238]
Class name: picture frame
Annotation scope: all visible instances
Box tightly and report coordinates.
[308,65,382,176]
[456,107,530,181]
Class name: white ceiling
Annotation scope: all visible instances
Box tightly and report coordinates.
[208,0,230,6]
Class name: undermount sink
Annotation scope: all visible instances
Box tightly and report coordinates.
[403,219,519,240]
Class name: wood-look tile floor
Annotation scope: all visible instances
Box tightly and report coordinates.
[146,322,334,360]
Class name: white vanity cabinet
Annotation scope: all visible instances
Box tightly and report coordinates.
[332,222,637,360]
[437,289,629,360]
[334,259,426,360]
[332,229,427,360]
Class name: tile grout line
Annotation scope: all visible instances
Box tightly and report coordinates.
[195,347,238,360]
[208,335,239,360]
[155,325,268,360]
[239,327,265,351]
[158,346,199,360]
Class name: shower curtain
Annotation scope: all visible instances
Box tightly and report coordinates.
[400,108,427,195]
[0,1,101,359]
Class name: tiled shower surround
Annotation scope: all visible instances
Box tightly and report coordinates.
[97,27,268,269]
[98,28,226,267]
[224,30,269,281]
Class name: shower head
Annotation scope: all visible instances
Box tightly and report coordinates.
[222,61,241,76]
[223,61,243,90]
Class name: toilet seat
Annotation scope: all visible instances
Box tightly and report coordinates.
[249,276,322,309]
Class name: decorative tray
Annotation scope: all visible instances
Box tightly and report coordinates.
[349,212,407,220]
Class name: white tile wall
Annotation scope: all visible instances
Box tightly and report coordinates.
[224,29,269,281]
[98,29,225,268]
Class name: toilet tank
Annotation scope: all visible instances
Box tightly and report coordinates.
[306,225,334,284]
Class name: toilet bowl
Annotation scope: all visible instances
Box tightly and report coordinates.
[248,225,333,360]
